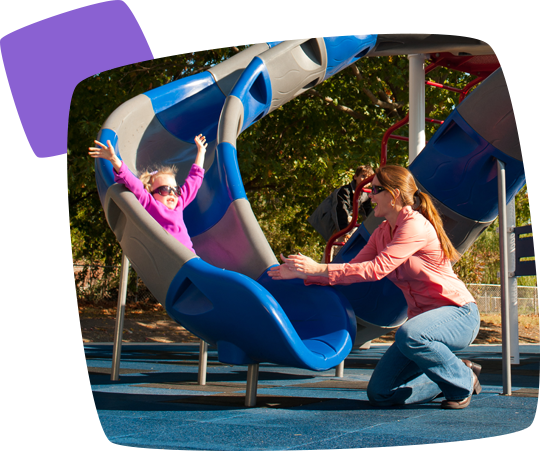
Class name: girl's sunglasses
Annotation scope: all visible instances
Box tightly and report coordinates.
[371,185,387,195]
[152,185,180,197]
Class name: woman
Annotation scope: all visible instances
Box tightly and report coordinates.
[268,165,482,409]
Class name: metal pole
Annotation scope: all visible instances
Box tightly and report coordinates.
[111,252,130,381]
[408,54,426,164]
[507,197,520,365]
[245,363,259,407]
[497,160,512,395]
[335,361,344,378]
[198,340,208,385]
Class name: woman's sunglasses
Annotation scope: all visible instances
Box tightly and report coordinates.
[371,185,387,195]
[151,185,181,197]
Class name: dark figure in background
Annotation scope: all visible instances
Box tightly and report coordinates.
[308,165,375,242]
[335,165,374,233]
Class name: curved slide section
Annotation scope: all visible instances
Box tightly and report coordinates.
[94,38,380,369]
[409,68,524,252]
[334,66,524,345]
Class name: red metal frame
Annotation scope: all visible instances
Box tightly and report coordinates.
[324,53,500,263]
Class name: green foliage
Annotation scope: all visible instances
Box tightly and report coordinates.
[68,44,531,288]
[68,46,247,265]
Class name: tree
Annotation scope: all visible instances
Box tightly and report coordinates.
[68,43,526,289]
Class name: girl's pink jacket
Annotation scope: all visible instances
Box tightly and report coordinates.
[114,162,204,254]
[306,206,475,319]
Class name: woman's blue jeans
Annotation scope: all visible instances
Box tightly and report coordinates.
[367,302,480,406]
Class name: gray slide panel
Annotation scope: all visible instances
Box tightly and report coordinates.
[209,43,270,96]
[258,38,328,113]
[458,68,521,161]
[100,94,156,173]
[191,199,279,280]
[415,180,493,256]
[367,34,494,57]
[217,96,244,145]
[100,92,215,183]
[105,183,197,305]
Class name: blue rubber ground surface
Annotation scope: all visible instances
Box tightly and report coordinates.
[85,343,539,450]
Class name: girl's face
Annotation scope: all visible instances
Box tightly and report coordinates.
[368,175,396,218]
[151,173,179,210]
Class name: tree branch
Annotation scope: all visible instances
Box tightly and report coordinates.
[304,89,365,120]
[349,64,405,112]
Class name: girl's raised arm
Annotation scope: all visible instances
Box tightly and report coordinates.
[88,140,122,173]
[193,134,207,169]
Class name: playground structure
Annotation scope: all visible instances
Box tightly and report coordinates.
[94,35,526,406]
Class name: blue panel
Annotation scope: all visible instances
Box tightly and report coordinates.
[154,83,225,143]
[94,128,120,206]
[409,110,526,222]
[514,260,536,277]
[184,142,247,236]
[514,225,536,276]
[333,224,370,264]
[145,71,215,114]
[165,258,354,369]
[266,33,285,47]
[229,56,272,133]
[323,35,377,79]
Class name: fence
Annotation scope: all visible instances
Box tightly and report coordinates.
[74,265,538,315]
[467,283,538,315]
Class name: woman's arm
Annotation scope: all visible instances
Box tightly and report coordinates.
[327,217,428,284]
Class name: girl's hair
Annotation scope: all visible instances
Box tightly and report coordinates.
[139,165,178,193]
[375,165,458,261]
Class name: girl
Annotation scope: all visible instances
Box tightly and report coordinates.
[88,134,207,254]
[268,165,482,409]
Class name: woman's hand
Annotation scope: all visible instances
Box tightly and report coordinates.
[267,254,308,280]
[88,140,122,172]
[284,253,328,277]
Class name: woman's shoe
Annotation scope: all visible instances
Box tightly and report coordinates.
[440,372,481,409]
[440,396,471,409]
[462,359,482,394]
[462,359,482,378]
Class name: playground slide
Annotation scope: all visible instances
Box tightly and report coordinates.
[94,35,524,369]
[95,37,373,370]
[332,66,525,343]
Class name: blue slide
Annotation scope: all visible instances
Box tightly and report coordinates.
[94,35,524,371]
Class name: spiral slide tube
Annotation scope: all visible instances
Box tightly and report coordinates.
[94,36,523,400]
[94,38,380,377]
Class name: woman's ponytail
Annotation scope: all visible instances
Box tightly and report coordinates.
[414,191,459,261]
[376,165,459,262]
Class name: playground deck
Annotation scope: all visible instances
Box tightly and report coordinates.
[85,342,539,450]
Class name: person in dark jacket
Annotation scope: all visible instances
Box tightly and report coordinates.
[335,165,374,233]
[308,165,374,242]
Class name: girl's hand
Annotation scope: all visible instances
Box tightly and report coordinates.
[267,256,307,281]
[284,253,328,277]
[194,134,208,169]
[195,134,208,152]
[88,140,122,172]
[88,140,115,160]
